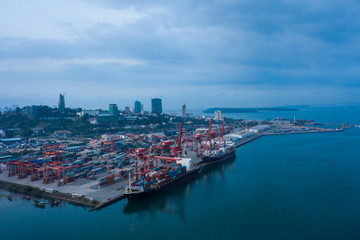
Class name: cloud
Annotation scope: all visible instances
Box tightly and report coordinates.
[0,0,360,108]
[0,57,146,72]
[0,0,158,41]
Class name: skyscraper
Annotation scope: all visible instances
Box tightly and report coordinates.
[182,104,186,118]
[151,98,162,114]
[109,104,119,116]
[58,94,65,113]
[134,100,142,113]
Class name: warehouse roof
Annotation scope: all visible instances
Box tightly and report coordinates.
[0,138,22,142]
[250,125,270,131]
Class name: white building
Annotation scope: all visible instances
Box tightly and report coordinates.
[249,125,271,133]
[214,110,222,121]
[0,130,5,138]
[77,110,98,117]
[224,131,254,141]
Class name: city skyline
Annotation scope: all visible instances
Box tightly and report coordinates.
[1,0,359,109]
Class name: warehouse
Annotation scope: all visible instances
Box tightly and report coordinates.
[249,125,271,133]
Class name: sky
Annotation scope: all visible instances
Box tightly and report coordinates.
[0,0,360,111]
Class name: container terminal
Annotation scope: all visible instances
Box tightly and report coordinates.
[0,117,342,210]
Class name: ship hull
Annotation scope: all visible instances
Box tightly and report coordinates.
[202,149,236,164]
[124,167,201,200]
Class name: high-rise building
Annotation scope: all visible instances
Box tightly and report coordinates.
[134,100,141,113]
[58,94,65,113]
[214,110,222,121]
[25,105,39,116]
[182,104,186,118]
[109,104,119,116]
[151,98,162,114]
[125,106,130,114]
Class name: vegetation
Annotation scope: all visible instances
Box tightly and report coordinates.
[0,105,216,138]
[0,106,92,137]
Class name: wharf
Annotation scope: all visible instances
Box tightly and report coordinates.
[263,128,340,136]
[0,179,97,208]
[232,133,263,148]
[0,170,130,210]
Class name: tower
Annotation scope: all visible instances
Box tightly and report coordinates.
[182,104,186,118]
[58,94,65,113]
[134,100,142,113]
[151,98,162,114]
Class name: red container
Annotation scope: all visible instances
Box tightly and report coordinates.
[107,179,114,185]
[106,174,115,179]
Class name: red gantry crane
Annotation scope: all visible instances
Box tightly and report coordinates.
[43,145,64,162]
[130,122,185,180]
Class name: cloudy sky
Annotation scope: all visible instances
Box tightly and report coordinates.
[0,0,359,110]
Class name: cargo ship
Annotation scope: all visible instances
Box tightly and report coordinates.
[124,158,202,200]
[201,144,236,164]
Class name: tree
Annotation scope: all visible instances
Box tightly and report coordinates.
[5,130,15,138]
[21,128,33,138]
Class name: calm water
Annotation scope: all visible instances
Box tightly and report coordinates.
[1,107,360,240]
[181,105,360,125]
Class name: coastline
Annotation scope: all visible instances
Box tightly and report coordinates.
[0,179,98,208]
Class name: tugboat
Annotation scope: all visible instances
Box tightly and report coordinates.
[22,195,31,201]
[34,200,46,208]
[51,199,61,207]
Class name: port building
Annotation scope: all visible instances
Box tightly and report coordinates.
[249,125,270,133]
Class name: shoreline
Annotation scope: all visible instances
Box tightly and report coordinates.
[263,129,341,136]
[0,179,98,208]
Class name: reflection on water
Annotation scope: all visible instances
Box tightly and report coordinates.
[123,183,189,221]
[123,154,237,225]
[201,155,236,179]
[0,188,67,210]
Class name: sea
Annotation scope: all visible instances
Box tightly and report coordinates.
[1,106,360,240]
